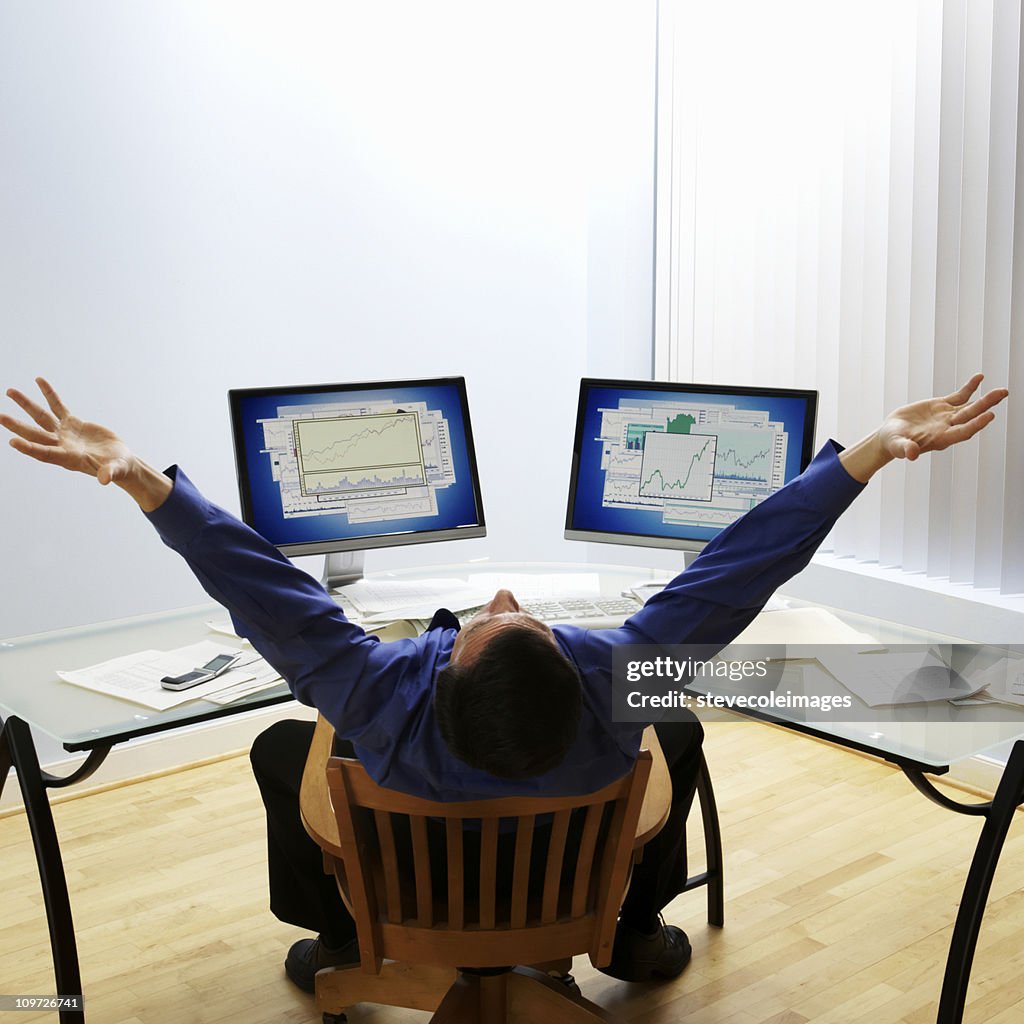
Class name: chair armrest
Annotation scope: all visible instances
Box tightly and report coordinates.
[634,726,671,848]
[300,714,345,858]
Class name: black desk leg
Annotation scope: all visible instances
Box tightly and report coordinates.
[681,752,725,927]
[936,739,1024,1024]
[0,715,109,1024]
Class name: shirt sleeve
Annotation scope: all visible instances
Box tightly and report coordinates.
[557,440,867,723]
[144,466,422,741]
[620,439,865,645]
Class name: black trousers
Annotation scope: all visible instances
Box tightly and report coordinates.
[249,715,704,948]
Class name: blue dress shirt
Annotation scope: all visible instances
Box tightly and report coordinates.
[146,440,864,801]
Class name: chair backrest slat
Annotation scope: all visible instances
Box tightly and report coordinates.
[329,764,382,970]
[590,753,652,963]
[570,802,606,918]
[409,815,433,927]
[510,815,534,929]
[373,809,403,923]
[445,818,464,930]
[479,818,499,928]
[541,809,573,924]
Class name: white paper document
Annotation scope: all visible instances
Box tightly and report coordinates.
[204,659,286,705]
[730,607,879,651]
[949,655,1024,707]
[816,649,989,707]
[337,577,492,619]
[57,641,279,710]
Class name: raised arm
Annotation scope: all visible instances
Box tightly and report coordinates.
[567,375,1009,658]
[1,378,423,743]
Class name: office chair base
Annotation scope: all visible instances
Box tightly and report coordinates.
[316,960,457,1015]
[548,970,581,996]
[317,962,616,1023]
[429,966,619,1024]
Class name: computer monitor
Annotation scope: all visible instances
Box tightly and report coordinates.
[565,378,818,556]
[229,376,486,587]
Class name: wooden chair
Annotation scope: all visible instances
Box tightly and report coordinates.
[300,717,723,1023]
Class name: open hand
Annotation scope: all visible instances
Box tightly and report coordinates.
[1,378,135,484]
[878,374,1008,461]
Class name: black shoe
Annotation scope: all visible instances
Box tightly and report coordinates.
[599,918,692,983]
[284,936,360,994]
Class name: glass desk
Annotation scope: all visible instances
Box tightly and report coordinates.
[0,602,298,1023]
[0,603,292,753]
[655,599,1024,1024]
[686,602,1024,771]
[3,565,1023,1024]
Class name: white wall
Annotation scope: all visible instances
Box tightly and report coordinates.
[0,1,660,643]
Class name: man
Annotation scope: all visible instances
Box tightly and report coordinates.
[1,374,1008,991]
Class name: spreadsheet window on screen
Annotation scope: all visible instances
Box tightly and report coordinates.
[566,380,818,550]
[229,378,485,556]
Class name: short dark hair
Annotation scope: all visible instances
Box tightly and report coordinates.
[433,626,582,780]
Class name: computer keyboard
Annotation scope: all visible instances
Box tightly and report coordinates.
[456,596,643,629]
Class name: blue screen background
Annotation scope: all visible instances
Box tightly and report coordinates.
[236,382,482,548]
[570,385,814,545]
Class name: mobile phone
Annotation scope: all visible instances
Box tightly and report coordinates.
[161,652,240,691]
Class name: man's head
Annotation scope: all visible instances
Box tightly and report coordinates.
[433,589,582,780]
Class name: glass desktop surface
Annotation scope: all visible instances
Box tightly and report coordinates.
[0,604,292,751]
[686,669,1024,769]
[379,563,1024,771]
[677,599,1024,769]
[3,563,1023,767]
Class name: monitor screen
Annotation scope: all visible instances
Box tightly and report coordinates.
[229,377,486,556]
[565,378,818,551]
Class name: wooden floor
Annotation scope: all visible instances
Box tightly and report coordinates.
[3,722,1024,1024]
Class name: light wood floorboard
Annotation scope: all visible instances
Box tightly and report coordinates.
[2,722,1022,1023]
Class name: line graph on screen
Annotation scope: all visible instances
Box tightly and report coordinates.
[295,413,426,493]
[639,432,717,501]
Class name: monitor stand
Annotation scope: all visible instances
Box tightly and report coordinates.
[322,551,365,590]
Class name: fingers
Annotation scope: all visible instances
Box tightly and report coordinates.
[943,373,985,406]
[949,386,1010,425]
[5,386,59,433]
[8,436,75,468]
[0,411,59,447]
[35,377,69,420]
[940,410,997,447]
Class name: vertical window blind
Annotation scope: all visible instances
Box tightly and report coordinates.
[654,0,1024,595]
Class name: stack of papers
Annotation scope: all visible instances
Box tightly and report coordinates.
[338,577,493,622]
[815,649,988,707]
[811,647,1024,709]
[946,655,1024,708]
[57,640,284,711]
